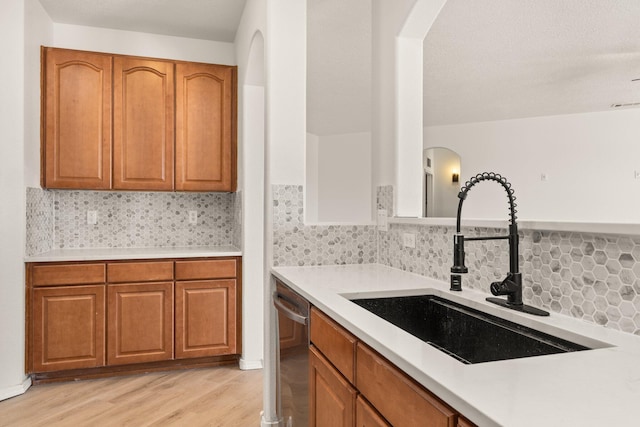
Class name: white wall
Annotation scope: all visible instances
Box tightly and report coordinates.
[371,0,416,189]
[235,0,268,377]
[305,133,320,223]
[52,24,235,64]
[315,132,372,223]
[425,108,640,222]
[0,0,46,401]
[268,0,307,185]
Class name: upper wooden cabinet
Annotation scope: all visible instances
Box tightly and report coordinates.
[113,57,175,190]
[43,48,112,189]
[175,63,236,192]
[41,47,237,192]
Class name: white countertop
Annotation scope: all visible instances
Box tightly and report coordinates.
[272,264,640,427]
[25,245,242,262]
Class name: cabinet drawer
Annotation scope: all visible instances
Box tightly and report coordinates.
[175,259,237,280]
[31,263,106,287]
[107,261,173,283]
[356,343,457,427]
[310,308,357,384]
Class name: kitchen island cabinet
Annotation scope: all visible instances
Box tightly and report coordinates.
[309,345,357,427]
[309,304,463,427]
[41,47,237,192]
[26,255,241,383]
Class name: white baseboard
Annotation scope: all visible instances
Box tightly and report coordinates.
[239,358,263,370]
[0,376,31,402]
[260,411,282,426]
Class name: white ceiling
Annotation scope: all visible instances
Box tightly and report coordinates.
[424,0,640,126]
[36,0,640,132]
[38,0,247,42]
[306,0,372,136]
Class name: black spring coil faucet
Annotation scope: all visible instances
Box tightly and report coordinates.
[450,172,549,316]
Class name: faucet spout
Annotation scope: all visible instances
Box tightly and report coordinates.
[450,172,549,316]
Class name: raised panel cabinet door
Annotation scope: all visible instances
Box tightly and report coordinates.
[175,280,237,358]
[43,48,112,189]
[113,57,175,190]
[309,346,357,427]
[32,285,105,372]
[175,63,237,191]
[356,396,391,427]
[107,282,174,365]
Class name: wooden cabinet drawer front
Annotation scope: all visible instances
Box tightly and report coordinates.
[310,308,357,384]
[175,259,237,280]
[356,343,457,427]
[32,263,106,286]
[107,261,173,283]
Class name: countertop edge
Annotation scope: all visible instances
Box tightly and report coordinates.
[25,246,242,262]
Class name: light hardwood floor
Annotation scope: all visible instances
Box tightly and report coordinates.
[0,366,263,427]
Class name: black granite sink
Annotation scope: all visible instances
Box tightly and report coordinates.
[351,295,590,364]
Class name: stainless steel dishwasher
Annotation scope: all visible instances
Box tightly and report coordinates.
[273,281,310,427]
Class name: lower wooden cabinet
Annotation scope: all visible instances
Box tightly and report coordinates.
[26,257,241,380]
[356,395,391,427]
[308,306,477,427]
[32,285,105,372]
[107,282,174,365]
[309,345,357,427]
[175,279,237,358]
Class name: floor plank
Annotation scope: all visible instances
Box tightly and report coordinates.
[0,366,263,427]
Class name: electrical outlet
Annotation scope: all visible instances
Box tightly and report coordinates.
[635,170,640,180]
[377,209,388,232]
[540,173,548,182]
[87,210,97,225]
[188,210,198,225]
[403,232,416,248]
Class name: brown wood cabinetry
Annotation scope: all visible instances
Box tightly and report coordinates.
[42,47,237,192]
[175,63,236,192]
[309,345,357,427]
[26,257,241,382]
[32,285,105,372]
[42,48,112,189]
[309,306,477,427]
[107,281,174,365]
[113,57,174,190]
[174,258,239,358]
[357,343,457,427]
[356,395,390,427]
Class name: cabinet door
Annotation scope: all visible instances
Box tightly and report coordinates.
[107,282,173,365]
[32,285,105,372]
[175,280,237,358]
[356,343,457,427]
[175,63,237,192]
[43,48,112,189]
[113,57,174,190]
[309,346,357,427]
[356,396,391,427]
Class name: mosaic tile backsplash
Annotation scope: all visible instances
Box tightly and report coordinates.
[272,185,377,266]
[26,187,235,254]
